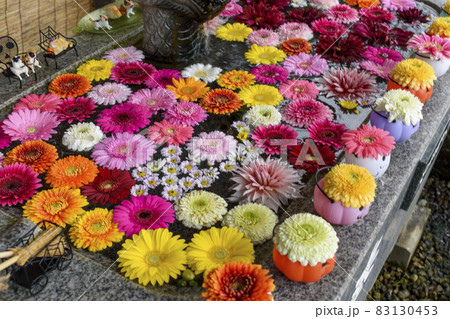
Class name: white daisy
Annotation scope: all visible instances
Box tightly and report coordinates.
[132,166,151,182]
[196,176,213,188]
[181,63,222,83]
[161,145,182,157]
[219,161,237,173]
[168,155,181,164]
[162,185,182,201]
[162,175,179,186]
[162,164,179,176]
[180,161,197,174]
[290,0,307,7]
[144,174,160,189]
[202,167,220,180]
[179,176,196,191]
[62,122,104,152]
[189,169,203,179]
[130,184,149,197]
[146,159,166,172]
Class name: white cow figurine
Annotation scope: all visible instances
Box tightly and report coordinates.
[23,51,41,73]
[90,15,112,30]
[10,55,29,80]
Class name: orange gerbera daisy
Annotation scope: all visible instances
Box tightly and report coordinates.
[166,77,210,102]
[279,38,312,56]
[46,155,99,189]
[4,140,58,174]
[200,89,243,114]
[23,187,88,227]
[217,70,256,90]
[357,0,380,8]
[202,261,275,301]
[48,74,92,98]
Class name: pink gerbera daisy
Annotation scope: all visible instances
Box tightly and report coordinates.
[0,163,42,206]
[164,101,208,126]
[278,79,319,100]
[250,65,289,85]
[113,195,175,237]
[282,99,334,128]
[278,22,313,41]
[361,59,398,79]
[96,103,151,134]
[129,88,177,116]
[0,121,12,149]
[145,69,182,88]
[326,4,359,24]
[311,18,346,37]
[307,119,346,150]
[408,33,450,60]
[92,132,156,170]
[362,46,403,65]
[103,46,145,64]
[220,0,243,17]
[87,82,132,105]
[283,53,329,77]
[186,131,237,165]
[2,109,60,143]
[342,124,395,159]
[251,123,298,155]
[147,120,194,146]
[13,93,62,113]
[110,61,157,85]
[381,0,416,11]
[56,97,97,123]
[247,29,280,47]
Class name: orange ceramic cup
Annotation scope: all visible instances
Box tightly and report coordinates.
[387,79,432,104]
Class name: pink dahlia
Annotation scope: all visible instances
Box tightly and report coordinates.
[283,53,328,77]
[0,163,42,206]
[309,0,339,10]
[247,29,280,47]
[307,119,346,150]
[282,99,333,128]
[326,4,358,24]
[145,69,182,88]
[129,88,177,115]
[96,103,151,134]
[164,101,208,126]
[56,97,97,123]
[278,22,313,41]
[103,46,145,64]
[362,46,403,65]
[3,109,60,143]
[311,18,346,37]
[360,7,396,24]
[381,0,416,11]
[220,0,243,17]
[110,61,157,85]
[317,68,378,103]
[408,33,450,60]
[251,123,298,155]
[186,131,237,165]
[203,16,228,37]
[342,124,395,159]
[278,79,319,100]
[229,157,302,211]
[147,120,194,146]
[250,65,289,85]
[92,132,156,170]
[361,59,398,80]
[113,195,175,237]
[0,121,12,149]
[87,82,132,106]
[13,93,61,113]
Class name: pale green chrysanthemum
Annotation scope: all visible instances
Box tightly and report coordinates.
[375,89,423,126]
[175,190,227,229]
[273,213,338,267]
[222,203,278,244]
[243,105,282,127]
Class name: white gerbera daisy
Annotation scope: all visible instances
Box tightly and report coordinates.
[243,104,282,127]
[181,63,222,83]
[62,122,104,152]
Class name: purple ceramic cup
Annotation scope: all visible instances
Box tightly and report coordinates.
[370,110,419,143]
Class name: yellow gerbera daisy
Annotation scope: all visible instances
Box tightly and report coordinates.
[166,77,210,102]
[389,59,436,91]
[216,23,253,42]
[186,226,255,275]
[428,17,450,38]
[217,70,256,90]
[245,44,287,65]
[77,59,114,82]
[117,228,187,286]
[323,164,376,209]
[69,208,124,252]
[238,84,283,107]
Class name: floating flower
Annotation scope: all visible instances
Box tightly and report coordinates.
[362,46,403,65]
[245,45,287,65]
[147,159,166,173]
[187,227,255,275]
[278,38,312,56]
[96,103,151,134]
[250,65,289,85]
[310,0,339,10]
[445,0,450,14]
[408,33,450,60]
[0,123,11,149]
[0,163,41,206]
[145,69,182,88]
[76,59,113,82]
[354,0,381,8]
[4,140,58,174]
[14,93,61,113]
[282,99,334,128]
[278,22,313,41]
[145,174,161,189]
[110,61,156,85]
[238,85,283,107]
[23,187,88,227]
[166,77,209,102]
[203,16,228,37]
[129,88,177,115]
[278,79,319,100]
[220,0,243,17]
[103,46,145,64]
[219,161,237,173]
[2,109,59,143]
[243,105,281,127]
[288,142,336,173]
[316,34,366,63]
[216,23,253,42]
[164,101,208,126]
[339,100,359,112]
[117,228,187,286]
[283,53,329,77]
[147,120,193,146]
[307,119,346,149]
[389,59,436,91]
[130,184,149,197]
[88,82,132,106]
[181,64,222,83]
[200,89,243,114]
[186,131,237,165]
[62,122,105,152]
[48,74,91,98]
[55,97,97,123]
[247,29,280,47]
[132,166,151,182]
[396,8,429,24]
[375,89,423,126]
[69,208,124,252]
[291,0,307,7]
[311,18,346,37]
[326,4,358,23]
[381,0,416,11]
[217,70,256,90]
[251,123,298,155]
[361,59,398,80]
[235,2,284,30]
[46,155,98,189]
[286,7,326,25]
[161,185,182,201]
[359,6,395,24]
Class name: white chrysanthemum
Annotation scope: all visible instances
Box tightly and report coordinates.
[291,0,307,7]
[175,190,228,229]
[181,63,222,83]
[62,122,104,152]
[309,0,339,10]
[273,213,339,266]
[146,159,166,172]
[375,89,423,126]
[243,105,282,127]
[223,203,278,244]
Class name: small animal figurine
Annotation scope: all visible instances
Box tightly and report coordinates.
[23,51,41,73]
[119,0,135,18]
[10,55,29,80]
[90,15,112,30]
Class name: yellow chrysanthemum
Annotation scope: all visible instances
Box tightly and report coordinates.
[187,226,255,275]
[77,59,114,82]
[245,44,287,65]
[444,1,450,15]
[323,164,376,209]
[339,100,359,113]
[389,59,436,91]
[216,23,253,42]
[166,77,210,102]
[69,208,124,252]
[428,17,450,38]
[217,70,256,90]
[238,84,283,107]
[117,228,187,286]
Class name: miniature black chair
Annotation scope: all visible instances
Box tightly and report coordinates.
[38,26,78,69]
[0,36,24,88]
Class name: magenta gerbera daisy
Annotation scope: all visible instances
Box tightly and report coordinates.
[361,59,398,80]
[164,101,208,126]
[0,163,42,206]
[362,46,403,65]
[250,65,289,85]
[145,69,182,89]
[282,99,334,128]
[186,131,237,165]
[87,82,132,106]
[110,61,157,85]
[251,123,298,155]
[13,93,62,113]
[147,120,194,146]
[311,18,346,37]
[128,88,177,116]
[56,97,97,123]
[283,53,328,77]
[92,132,156,170]
[342,124,395,159]
[326,4,358,24]
[360,6,396,24]
[2,109,60,143]
[0,121,12,149]
[278,79,319,100]
[247,29,280,47]
[307,119,346,150]
[96,103,151,134]
[278,22,313,41]
[113,195,176,237]
[103,46,145,64]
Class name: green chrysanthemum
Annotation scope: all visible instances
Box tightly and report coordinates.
[273,213,338,266]
[244,105,282,127]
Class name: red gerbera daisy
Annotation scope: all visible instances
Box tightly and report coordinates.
[251,123,298,155]
[147,120,194,146]
[288,142,336,173]
[307,119,346,150]
[360,6,396,24]
[316,34,366,63]
[235,2,284,30]
[110,61,157,85]
[56,97,97,123]
[286,7,326,25]
[311,18,347,37]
